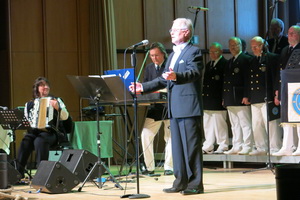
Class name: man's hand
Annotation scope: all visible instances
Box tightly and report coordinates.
[129,82,143,93]
[162,68,177,81]
[242,97,250,105]
[274,90,280,106]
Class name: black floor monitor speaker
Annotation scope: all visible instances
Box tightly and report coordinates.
[31,161,80,193]
[59,149,104,182]
[276,164,300,200]
[7,162,22,185]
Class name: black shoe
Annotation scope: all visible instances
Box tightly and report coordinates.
[180,189,203,195]
[141,170,154,175]
[164,170,174,175]
[163,187,183,193]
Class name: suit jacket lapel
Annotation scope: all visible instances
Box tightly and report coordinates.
[165,53,174,72]
[173,44,191,72]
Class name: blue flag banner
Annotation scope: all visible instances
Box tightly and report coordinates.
[281,69,300,123]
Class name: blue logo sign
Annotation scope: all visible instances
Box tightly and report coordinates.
[292,88,300,115]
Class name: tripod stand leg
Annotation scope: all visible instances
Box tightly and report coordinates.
[11,159,33,180]
[100,161,123,190]
[243,162,275,174]
[78,160,123,192]
[78,161,100,192]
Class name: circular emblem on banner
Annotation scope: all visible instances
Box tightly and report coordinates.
[215,75,220,80]
[292,88,300,115]
[234,68,240,73]
[272,106,279,115]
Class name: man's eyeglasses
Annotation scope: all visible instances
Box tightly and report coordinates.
[169,28,187,33]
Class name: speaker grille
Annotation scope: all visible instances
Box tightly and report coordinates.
[31,161,80,193]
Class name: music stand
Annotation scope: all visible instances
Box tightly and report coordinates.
[0,109,32,177]
[67,75,127,191]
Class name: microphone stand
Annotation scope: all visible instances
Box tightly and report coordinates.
[136,50,150,82]
[243,0,282,175]
[120,48,150,199]
[243,50,275,174]
[191,8,200,45]
[192,8,200,29]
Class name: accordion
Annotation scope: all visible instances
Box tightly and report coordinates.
[31,97,57,130]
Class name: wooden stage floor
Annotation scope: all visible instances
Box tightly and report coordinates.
[5,167,279,200]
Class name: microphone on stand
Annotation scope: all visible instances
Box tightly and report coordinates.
[270,0,286,8]
[188,6,209,11]
[128,40,149,49]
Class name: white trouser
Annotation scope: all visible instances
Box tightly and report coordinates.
[251,103,282,152]
[141,118,173,171]
[280,125,298,151]
[0,126,13,154]
[296,125,300,151]
[202,110,229,151]
[227,106,253,151]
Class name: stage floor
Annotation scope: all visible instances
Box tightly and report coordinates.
[5,167,278,200]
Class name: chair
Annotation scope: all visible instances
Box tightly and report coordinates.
[28,116,74,177]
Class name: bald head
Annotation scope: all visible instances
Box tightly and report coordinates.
[228,37,242,56]
[288,25,300,46]
[250,36,265,57]
[209,42,223,61]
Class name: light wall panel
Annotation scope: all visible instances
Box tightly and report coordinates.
[10,0,44,107]
[44,0,78,52]
[114,0,144,49]
[114,0,145,70]
[176,0,206,49]
[11,53,44,106]
[206,0,235,50]
[144,0,174,49]
[236,0,260,49]
[10,0,44,52]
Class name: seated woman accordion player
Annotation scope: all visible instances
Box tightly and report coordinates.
[16,77,71,178]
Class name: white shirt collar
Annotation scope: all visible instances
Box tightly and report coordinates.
[173,42,188,53]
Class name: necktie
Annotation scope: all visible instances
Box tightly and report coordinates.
[211,61,215,68]
[229,57,234,69]
[257,56,260,62]
[288,46,294,54]
[156,65,160,73]
[256,56,261,66]
[271,39,277,53]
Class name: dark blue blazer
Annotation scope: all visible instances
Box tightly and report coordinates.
[202,56,227,110]
[267,35,289,55]
[142,43,203,118]
[143,62,168,121]
[223,53,252,107]
[247,52,279,104]
[275,43,300,93]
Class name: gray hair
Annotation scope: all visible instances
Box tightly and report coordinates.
[173,18,194,40]
[270,18,285,35]
[210,42,223,50]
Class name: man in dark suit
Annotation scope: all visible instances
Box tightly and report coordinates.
[140,42,173,176]
[223,37,253,155]
[248,36,282,156]
[130,18,203,195]
[202,42,229,154]
[267,18,289,55]
[273,25,300,156]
